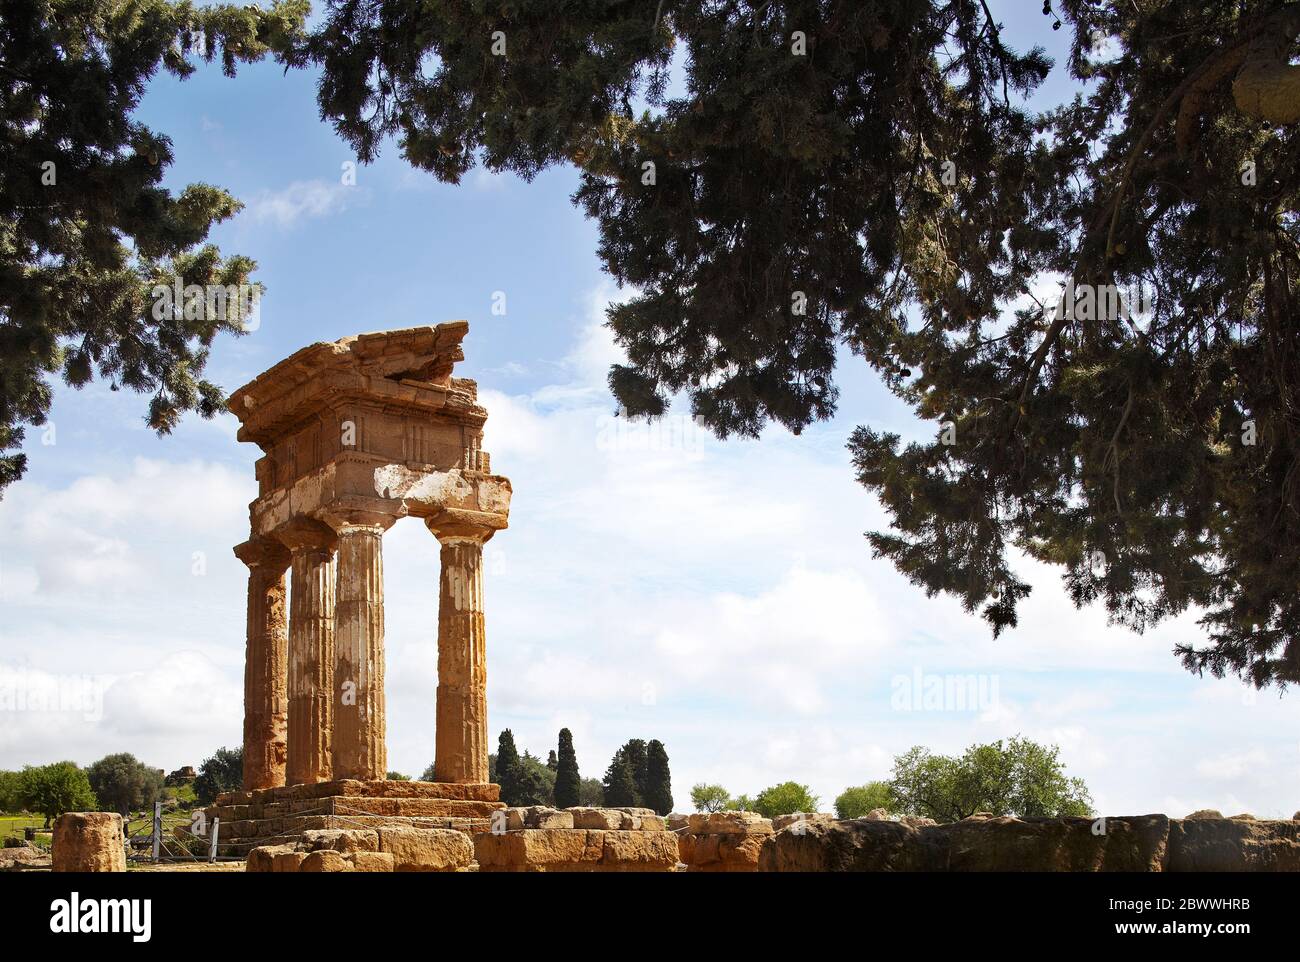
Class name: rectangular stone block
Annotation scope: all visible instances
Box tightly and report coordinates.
[688,812,773,835]
[300,849,353,872]
[569,808,623,830]
[272,851,308,872]
[301,829,380,853]
[350,851,395,872]
[377,827,474,872]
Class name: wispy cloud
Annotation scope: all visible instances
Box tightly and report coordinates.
[245,179,355,228]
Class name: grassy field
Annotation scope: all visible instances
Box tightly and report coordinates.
[0,814,48,846]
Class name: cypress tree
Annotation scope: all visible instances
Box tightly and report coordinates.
[554,728,581,809]
[546,750,558,772]
[643,740,673,816]
[623,739,649,802]
[496,729,521,806]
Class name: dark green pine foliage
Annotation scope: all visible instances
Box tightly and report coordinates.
[0,0,309,492]
[546,750,557,772]
[643,740,673,815]
[554,728,581,809]
[303,0,1300,688]
[514,751,553,806]
[622,739,649,800]
[495,729,522,806]
[601,748,640,808]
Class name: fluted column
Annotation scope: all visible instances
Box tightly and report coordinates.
[277,519,337,786]
[427,519,495,783]
[326,512,394,781]
[234,538,291,791]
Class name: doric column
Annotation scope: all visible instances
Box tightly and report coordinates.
[234,538,291,791]
[276,519,338,786]
[324,511,395,781]
[426,517,496,784]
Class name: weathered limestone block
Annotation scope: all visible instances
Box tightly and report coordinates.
[569,807,623,830]
[377,827,474,871]
[676,811,774,872]
[52,812,126,873]
[506,806,575,830]
[272,850,308,872]
[600,830,680,870]
[246,844,297,872]
[301,829,379,853]
[1186,809,1224,820]
[772,812,836,832]
[758,815,1170,872]
[350,851,395,872]
[679,832,766,872]
[760,819,946,872]
[300,849,354,872]
[942,815,1168,872]
[475,829,678,872]
[0,844,49,871]
[687,811,773,836]
[1166,817,1300,871]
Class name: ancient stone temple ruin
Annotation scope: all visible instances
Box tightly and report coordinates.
[205,323,512,854]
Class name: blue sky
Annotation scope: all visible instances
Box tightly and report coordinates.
[1,5,1296,816]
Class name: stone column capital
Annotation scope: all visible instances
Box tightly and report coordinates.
[424,508,505,546]
[234,538,290,571]
[274,517,339,553]
[320,507,401,535]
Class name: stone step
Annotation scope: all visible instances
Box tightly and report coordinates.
[216,779,499,807]
[210,814,497,855]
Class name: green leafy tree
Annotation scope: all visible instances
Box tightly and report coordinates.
[298,1,1300,689]
[690,783,731,813]
[727,794,757,813]
[496,729,522,805]
[385,771,411,781]
[752,782,820,819]
[0,770,23,812]
[602,749,641,808]
[643,740,673,815]
[193,747,243,806]
[514,751,555,807]
[889,737,1093,823]
[577,778,605,807]
[18,761,96,827]
[554,728,581,809]
[86,753,164,818]
[834,782,896,819]
[0,0,309,491]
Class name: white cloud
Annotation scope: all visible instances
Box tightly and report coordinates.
[245,179,356,228]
